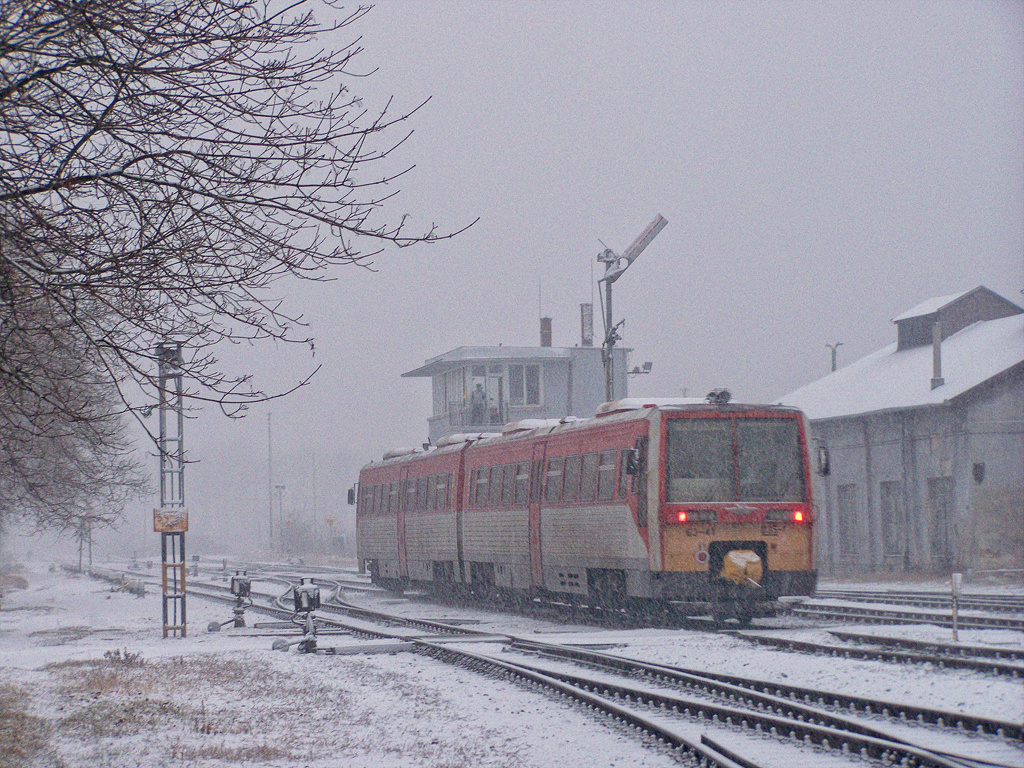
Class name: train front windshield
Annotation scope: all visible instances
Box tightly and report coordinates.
[665,416,806,503]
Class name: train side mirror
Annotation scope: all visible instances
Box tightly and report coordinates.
[816,445,830,477]
[347,486,356,505]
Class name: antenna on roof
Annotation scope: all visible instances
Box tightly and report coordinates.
[826,341,844,373]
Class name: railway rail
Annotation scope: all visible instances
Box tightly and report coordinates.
[813,588,1024,614]
[790,600,1024,631]
[734,632,1024,677]
[157,570,1023,768]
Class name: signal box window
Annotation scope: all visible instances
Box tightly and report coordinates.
[580,453,599,502]
[597,450,616,501]
[545,457,564,502]
[525,365,541,405]
[514,462,530,505]
[563,455,581,503]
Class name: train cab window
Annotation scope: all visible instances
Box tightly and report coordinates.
[580,452,599,502]
[597,449,617,500]
[563,454,581,503]
[474,468,489,507]
[514,461,530,505]
[501,463,516,506]
[488,465,503,506]
[545,456,564,502]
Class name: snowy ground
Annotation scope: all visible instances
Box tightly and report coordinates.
[1,563,1022,767]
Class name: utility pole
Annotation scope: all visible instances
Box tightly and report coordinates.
[597,215,668,401]
[826,342,844,373]
[267,413,273,551]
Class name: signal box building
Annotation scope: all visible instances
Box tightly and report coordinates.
[780,286,1024,576]
[403,343,630,445]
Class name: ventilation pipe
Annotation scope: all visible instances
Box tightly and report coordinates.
[540,317,552,347]
[930,319,945,390]
[580,304,594,347]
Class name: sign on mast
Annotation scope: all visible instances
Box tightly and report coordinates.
[597,214,668,401]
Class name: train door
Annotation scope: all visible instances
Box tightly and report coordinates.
[528,442,547,588]
[397,468,408,580]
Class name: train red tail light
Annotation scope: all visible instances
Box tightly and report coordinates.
[677,511,687,523]
[793,510,804,522]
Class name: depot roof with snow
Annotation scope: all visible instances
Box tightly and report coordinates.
[779,286,1023,421]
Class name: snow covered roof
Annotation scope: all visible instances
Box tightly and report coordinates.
[890,289,973,322]
[778,314,1024,421]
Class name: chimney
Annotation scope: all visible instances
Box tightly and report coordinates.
[580,304,593,347]
[540,316,552,347]
[930,319,945,390]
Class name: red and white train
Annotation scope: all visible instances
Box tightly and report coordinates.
[355,395,817,619]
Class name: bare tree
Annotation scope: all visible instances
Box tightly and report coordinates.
[0,0,462,415]
[0,0,462,530]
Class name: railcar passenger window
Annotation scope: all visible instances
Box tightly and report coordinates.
[418,476,429,511]
[486,466,499,506]
[406,479,416,512]
[502,463,516,506]
[436,475,448,510]
[474,468,488,507]
[374,484,383,515]
[425,474,435,510]
[563,455,581,503]
[619,449,632,498]
[597,450,616,501]
[545,457,564,502]
[580,452,599,502]
[514,462,530,505]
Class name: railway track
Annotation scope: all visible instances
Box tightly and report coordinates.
[734,631,1024,677]
[791,600,1024,631]
[813,588,1024,614]
[159,571,1022,768]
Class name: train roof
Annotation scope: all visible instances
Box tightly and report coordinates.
[362,399,805,471]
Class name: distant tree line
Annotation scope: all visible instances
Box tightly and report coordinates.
[0,0,459,534]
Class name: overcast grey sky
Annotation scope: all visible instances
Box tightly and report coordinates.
[103,1,1023,554]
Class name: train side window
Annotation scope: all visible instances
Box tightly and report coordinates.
[375,484,384,515]
[545,456,564,502]
[425,474,435,511]
[597,450,617,500]
[434,475,447,510]
[415,475,426,512]
[514,461,530,505]
[502,463,516,506]
[619,449,631,498]
[488,465,502,506]
[580,452,599,502]
[563,454,581,503]
[475,467,489,507]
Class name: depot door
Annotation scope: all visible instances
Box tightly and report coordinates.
[528,442,547,588]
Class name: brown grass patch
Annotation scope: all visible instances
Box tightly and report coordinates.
[0,684,52,768]
[169,742,295,761]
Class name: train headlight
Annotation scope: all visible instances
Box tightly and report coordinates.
[677,510,717,523]
[765,509,807,523]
